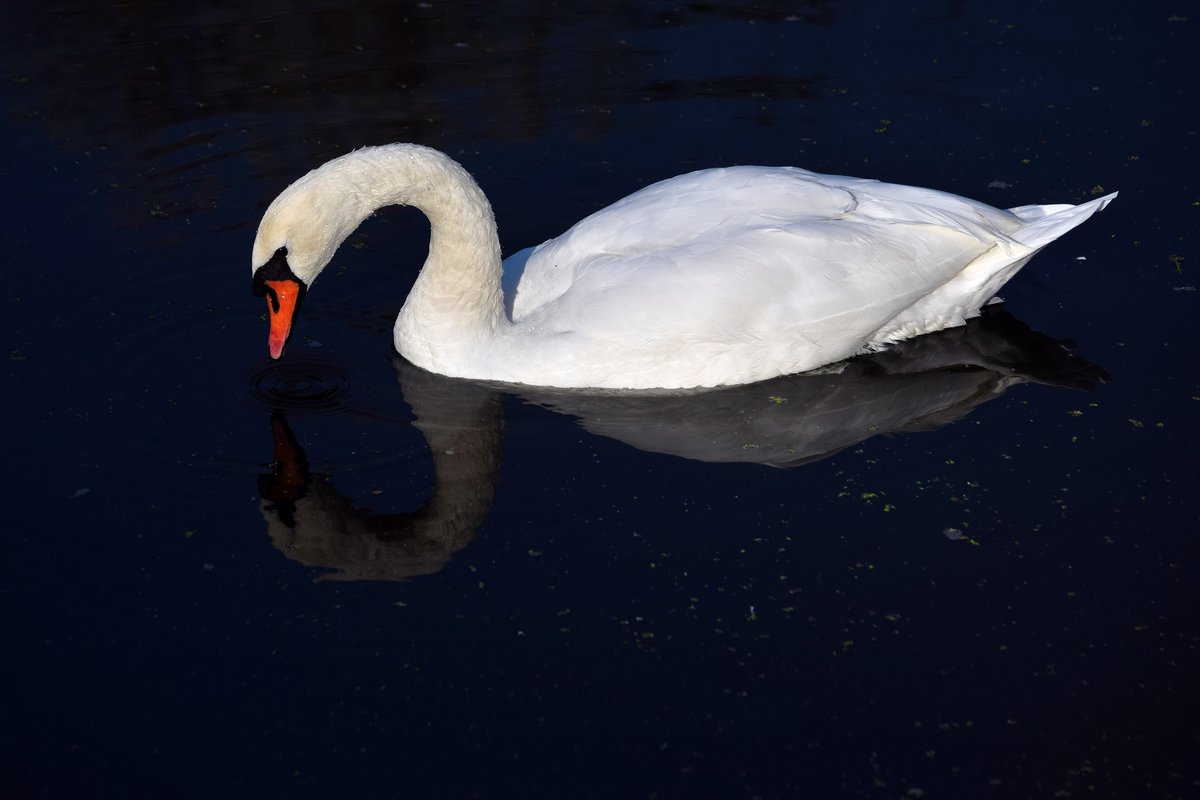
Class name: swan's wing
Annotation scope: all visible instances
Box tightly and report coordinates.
[513,166,1009,339]
[511,215,993,384]
[511,166,1040,320]
[512,166,858,320]
[501,166,1105,387]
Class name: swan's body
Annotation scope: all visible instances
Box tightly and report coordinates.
[251,144,1114,389]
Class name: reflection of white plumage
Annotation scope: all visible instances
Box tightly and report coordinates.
[255,312,1106,580]
[252,143,1115,389]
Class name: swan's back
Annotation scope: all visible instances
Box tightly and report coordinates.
[513,167,1022,319]
[497,167,1114,388]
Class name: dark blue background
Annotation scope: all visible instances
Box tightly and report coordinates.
[2,2,1196,797]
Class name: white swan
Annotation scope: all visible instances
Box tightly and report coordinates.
[251,143,1115,389]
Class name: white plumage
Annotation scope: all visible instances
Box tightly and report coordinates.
[251,144,1115,389]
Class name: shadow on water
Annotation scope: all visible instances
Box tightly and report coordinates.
[256,307,1106,581]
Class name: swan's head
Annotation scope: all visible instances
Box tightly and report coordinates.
[251,161,369,359]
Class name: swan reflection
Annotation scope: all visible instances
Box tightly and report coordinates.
[258,368,502,581]
[256,309,1105,580]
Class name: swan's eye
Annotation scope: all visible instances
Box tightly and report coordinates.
[251,246,295,303]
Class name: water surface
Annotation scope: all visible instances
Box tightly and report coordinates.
[3,2,1196,797]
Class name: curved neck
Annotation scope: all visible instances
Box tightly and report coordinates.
[341,145,507,368]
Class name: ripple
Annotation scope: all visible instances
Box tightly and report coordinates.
[83,287,421,511]
[250,355,354,415]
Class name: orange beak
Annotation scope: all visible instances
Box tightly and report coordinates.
[263,413,308,501]
[264,278,303,359]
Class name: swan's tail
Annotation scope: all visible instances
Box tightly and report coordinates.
[865,191,1116,348]
[1008,192,1117,250]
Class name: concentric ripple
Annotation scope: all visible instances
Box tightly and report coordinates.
[250,355,353,414]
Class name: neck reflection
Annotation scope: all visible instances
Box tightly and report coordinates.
[256,308,1106,580]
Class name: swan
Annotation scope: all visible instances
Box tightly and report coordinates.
[251,143,1115,389]
[255,310,1105,579]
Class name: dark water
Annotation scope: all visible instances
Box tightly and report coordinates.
[3,2,1196,797]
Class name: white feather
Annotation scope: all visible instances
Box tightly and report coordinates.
[251,144,1116,389]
